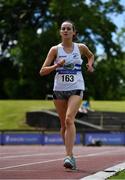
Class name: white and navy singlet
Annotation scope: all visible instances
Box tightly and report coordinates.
[53,43,85,91]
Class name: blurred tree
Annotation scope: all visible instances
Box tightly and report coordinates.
[0,57,19,99]
[91,57,125,100]
[0,0,124,99]
[116,27,125,53]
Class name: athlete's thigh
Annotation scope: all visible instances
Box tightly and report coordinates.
[66,95,82,119]
[53,100,67,125]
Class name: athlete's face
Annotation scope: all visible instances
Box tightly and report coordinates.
[60,22,75,39]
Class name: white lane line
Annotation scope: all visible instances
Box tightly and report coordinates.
[80,162,125,180]
[0,152,64,159]
[1,147,124,160]
[0,149,124,170]
[0,158,64,170]
[0,150,38,156]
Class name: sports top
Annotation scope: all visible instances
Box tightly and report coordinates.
[53,43,85,91]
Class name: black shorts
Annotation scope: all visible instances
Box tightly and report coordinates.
[53,90,83,100]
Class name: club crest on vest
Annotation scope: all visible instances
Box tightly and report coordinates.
[63,63,74,70]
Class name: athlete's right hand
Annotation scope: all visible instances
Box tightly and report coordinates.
[57,59,65,67]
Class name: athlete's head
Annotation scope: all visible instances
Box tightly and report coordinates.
[60,20,77,40]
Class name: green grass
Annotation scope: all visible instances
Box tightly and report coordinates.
[0,100,54,130]
[108,170,125,179]
[90,101,125,112]
[0,100,125,130]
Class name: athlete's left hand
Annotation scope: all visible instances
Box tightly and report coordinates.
[86,63,94,72]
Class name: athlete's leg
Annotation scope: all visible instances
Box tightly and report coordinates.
[53,99,67,144]
[65,95,81,157]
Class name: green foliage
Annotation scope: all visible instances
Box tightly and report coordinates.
[0,57,19,98]
[92,57,125,100]
[0,0,125,99]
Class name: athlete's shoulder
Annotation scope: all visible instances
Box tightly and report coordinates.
[77,43,90,54]
[74,43,87,50]
[50,44,59,52]
[77,43,88,48]
[47,45,58,58]
[51,43,62,50]
[50,45,58,50]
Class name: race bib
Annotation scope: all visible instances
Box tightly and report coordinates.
[58,74,77,84]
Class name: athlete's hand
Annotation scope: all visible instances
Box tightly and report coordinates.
[86,63,94,72]
[57,59,65,67]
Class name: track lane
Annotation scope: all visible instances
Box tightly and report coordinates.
[0,146,125,179]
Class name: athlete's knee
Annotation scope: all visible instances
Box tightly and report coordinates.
[65,114,74,127]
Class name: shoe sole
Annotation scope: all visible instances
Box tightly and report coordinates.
[65,168,79,172]
[64,162,73,169]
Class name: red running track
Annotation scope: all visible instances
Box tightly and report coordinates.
[0,145,125,179]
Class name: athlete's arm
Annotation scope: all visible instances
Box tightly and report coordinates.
[39,46,65,76]
[79,43,94,72]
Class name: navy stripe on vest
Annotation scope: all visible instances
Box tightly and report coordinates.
[56,69,81,74]
[75,64,81,67]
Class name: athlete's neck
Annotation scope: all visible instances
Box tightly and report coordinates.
[61,40,73,48]
[61,41,74,54]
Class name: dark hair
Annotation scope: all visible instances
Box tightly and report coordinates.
[60,20,76,32]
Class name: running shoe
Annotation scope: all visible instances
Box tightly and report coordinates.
[64,156,76,170]
[71,156,76,170]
